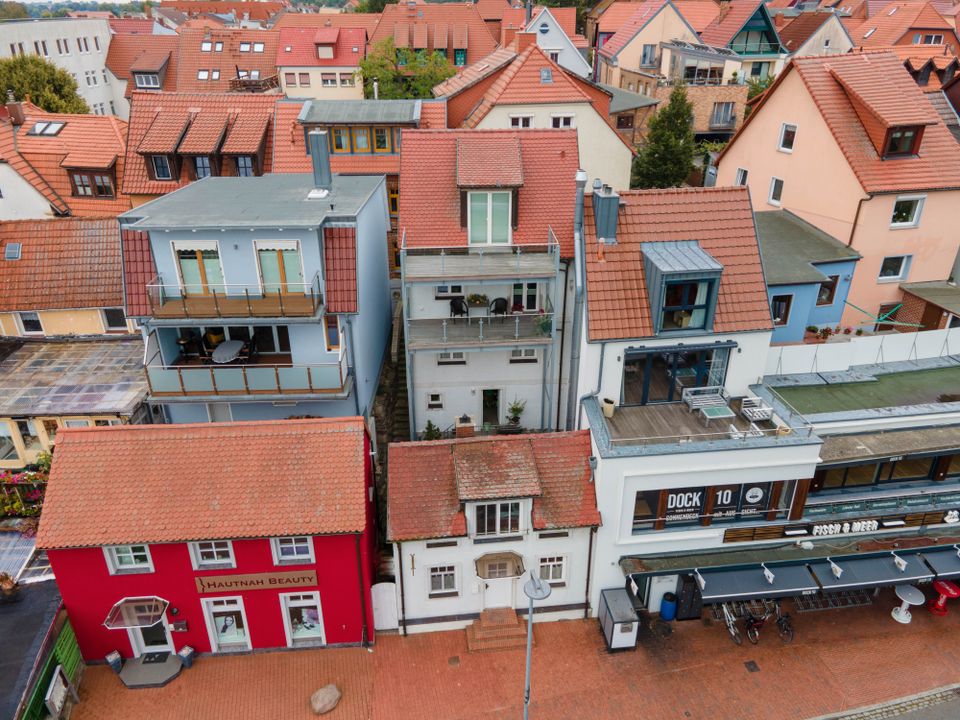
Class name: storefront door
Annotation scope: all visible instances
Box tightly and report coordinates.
[129,618,174,656]
[202,596,252,653]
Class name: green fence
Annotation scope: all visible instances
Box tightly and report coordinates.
[20,615,82,720]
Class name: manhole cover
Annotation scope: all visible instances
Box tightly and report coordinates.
[448,656,460,666]
[744,661,760,673]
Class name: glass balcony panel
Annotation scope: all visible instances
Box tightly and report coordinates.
[277,367,310,392]
[147,367,182,393]
[181,368,215,393]
[310,365,341,390]
[245,367,279,392]
[212,367,246,392]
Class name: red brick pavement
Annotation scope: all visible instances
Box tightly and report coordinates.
[71,589,960,720]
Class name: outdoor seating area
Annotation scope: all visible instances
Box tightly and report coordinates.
[174,331,262,366]
[406,313,554,350]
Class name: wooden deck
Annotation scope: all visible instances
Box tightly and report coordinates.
[151,294,319,319]
[606,402,775,445]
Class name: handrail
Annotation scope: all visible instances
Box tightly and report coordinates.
[729,41,781,54]
[146,271,323,318]
[609,423,813,447]
[144,355,347,396]
[407,312,555,344]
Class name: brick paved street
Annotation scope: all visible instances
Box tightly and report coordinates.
[71,588,960,720]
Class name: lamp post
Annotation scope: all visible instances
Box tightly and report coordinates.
[522,570,552,720]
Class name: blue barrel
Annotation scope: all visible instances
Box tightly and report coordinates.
[660,592,678,621]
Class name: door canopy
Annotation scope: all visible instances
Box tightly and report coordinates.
[103,596,169,629]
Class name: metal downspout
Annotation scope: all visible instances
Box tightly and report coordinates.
[396,541,407,636]
[346,317,361,417]
[354,533,369,647]
[584,525,596,619]
[555,260,570,430]
[564,170,589,431]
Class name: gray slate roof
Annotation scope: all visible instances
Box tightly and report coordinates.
[926,91,960,144]
[600,84,659,114]
[642,240,722,273]
[298,99,422,125]
[120,173,382,229]
[754,210,859,285]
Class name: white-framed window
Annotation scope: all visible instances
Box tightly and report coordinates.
[237,156,254,177]
[916,33,944,44]
[102,68,109,84]
[771,294,792,326]
[823,38,831,48]
[734,168,748,186]
[253,42,265,53]
[475,501,521,536]
[271,536,315,565]
[890,195,924,228]
[195,156,212,179]
[548,50,560,62]
[511,282,538,311]
[189,540,235,569]
[77,37,90,54]
[201,41,212,52]
[215,41,223,51]
[340,73,355,86]
[428,565,458,597]
[878,255,911,282]
[551,114,574,129]
[102,308,127,331]
[510,348,538,363]
[152,155,173,180]
[437,351,466,365]
[768,177,784,206]
[468,191,511,245]
[239,42,251,52]
[538,556,565,584]
[211,69,220,80]
[280,592,325,646]
[104,544,154,574]
[321,73,337,87]
[197,69,209,80]
[135,73,160,89]
[202,596,251,651]
[17,311,43,335]
[299,72,311,86]
[778,123,796,152]
[94,36,101,51]
[427,392,443,409]
[509,114,533,129]
[435,283,463,298]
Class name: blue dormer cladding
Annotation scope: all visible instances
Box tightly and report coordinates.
[641,240,723,334]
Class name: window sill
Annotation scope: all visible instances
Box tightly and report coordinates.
[428,591,460,599]
[196,563,236,571]
[889,223,919,230]
[767,200,782,207]
[473,535,522,544]
[275,558,314,567]
[545,581,566,588]
[876,277,906,284]
[776,147,794,154]
[110,567,153,575]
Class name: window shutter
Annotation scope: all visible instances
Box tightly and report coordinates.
[512,189,519,229]
[460,190,467,228]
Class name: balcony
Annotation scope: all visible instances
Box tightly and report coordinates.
[709,115,737,130]
[228,74,280,93]
[400,236,559,283]
[406,313,555,350]
[728,41,781,55]
[145,274,323,320]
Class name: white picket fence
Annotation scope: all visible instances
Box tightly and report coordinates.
[764,327,960,377]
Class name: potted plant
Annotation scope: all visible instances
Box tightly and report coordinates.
[466,293,488,307]
[507,399,526,425]
[855,328,864,336]
[843,327,852,335]
[536,312,552,336]
[0,572,20,603]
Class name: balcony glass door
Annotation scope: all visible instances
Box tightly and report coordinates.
[175,242,224,296]
[256,241,303,294]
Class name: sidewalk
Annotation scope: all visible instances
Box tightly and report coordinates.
[70,589,960,720]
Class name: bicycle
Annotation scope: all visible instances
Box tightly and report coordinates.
[744,600,794,644]
[721,602,742,645]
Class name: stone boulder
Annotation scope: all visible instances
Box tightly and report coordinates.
[310,684,342,715]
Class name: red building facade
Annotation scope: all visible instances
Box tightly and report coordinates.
[37,418,376,661]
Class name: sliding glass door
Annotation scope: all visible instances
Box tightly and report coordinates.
[256,241,303,294]
[175,242,224,295]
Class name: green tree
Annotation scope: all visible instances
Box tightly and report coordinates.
[744,74,775,117]
[631,84,694,189]
[357,38,456,100]
[0,55,89,114]
[0,1,29,19]
[354,0,389,12]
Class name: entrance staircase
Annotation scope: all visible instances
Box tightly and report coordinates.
[466,608,528,652]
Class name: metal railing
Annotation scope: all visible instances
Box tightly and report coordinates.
[608,421,813,447]
[144,349,347,397]
[146,272,323,319]
[399,234,560,280]
[228,74,280,92]
[709,115,737,129]
[407,312,555,347]
[729,41,781,54]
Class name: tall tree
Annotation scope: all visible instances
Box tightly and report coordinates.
[0,55,90,114]
[0,1,29,19]
[631,84,695,189]
[357,38,456,100]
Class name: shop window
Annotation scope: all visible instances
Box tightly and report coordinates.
[817,458,935,491]
[205,597,249,651]
[538,556,565,584]
[190,540,235,569]
[475,501,521,536]
[710,483,772,523]
[771,294,792,326]
[271,536,315,565]
[104,544,153,574]
[281,592,324,646]
[429,565,458,596]
[437,351,466,365]
[817,276,839,306]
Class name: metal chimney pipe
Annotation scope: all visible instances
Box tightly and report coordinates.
[525,0,532,25]
[308,129,332,192]
[373,78,379,100]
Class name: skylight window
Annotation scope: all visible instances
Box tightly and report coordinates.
[27,121,65,136]
[201,41,212,51]
[4,243,21,261]
[888,6,897,14]
[864,27,877,38]
[540,68,553,84]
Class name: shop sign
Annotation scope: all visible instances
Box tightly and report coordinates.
[663,487,706,522]
[866,498,900,511]
[835,501,866,514]
[905,495,935,507]
[195,570,318,594]
[713,483,770,519]
[811,519,879,536]
[936,493,960,505]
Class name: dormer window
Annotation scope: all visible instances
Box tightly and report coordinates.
[884,126,922,157]
[641,240,722,334]
[70,170,115,198]
[467,191,511,245]
[151,155,173,181]
[454,48,466,66]
[134,73,160,89]
[662,280,713,331]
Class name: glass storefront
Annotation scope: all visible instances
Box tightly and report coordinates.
[633,481,795,533]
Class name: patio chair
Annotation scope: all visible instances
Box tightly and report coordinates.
[489,297,509,323]
[239,342,260,364]
[740,396,773,423]
[450,297,468,323]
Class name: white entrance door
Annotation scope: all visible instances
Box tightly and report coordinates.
[371,582,399,631]
[202,596,252,653]
[483,577,515,608]
[127,614,174,656]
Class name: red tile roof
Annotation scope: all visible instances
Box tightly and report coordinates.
[371,4,498,65]
[777,11,836,51]
[850,2,955,47]
[0,218,123,313]
[176,28,280,92]
[1,109,132,217]
[323,226,358,313]
[138,111,191,153]
[109,17,157,34]
[177,112,229,154]
[106,34,180,93]
[731,52,960,193]
[673,0,721,33]
[419,99,448,127]
[161,0,287,22]
[501,6,578,37]
[456,135,523,186]
[598,1,651,33]
[387,431,599,541]
[121,228,155,317]
[700,0,769,47]
[36,418,370,550]
[599,0,671,60]
[476,0,511,21]
[584,187,773,341]
[273,11,381,34]
[432,47,517,97]
[276,26,366,67]
[123,91,278,196]
[399,129,579,255]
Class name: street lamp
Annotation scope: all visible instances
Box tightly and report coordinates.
[522,570,552,720]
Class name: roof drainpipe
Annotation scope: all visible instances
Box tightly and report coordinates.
[564,169,589,431]
[307,129,332,198]
[525,0,533,26]
[345,316,362,417]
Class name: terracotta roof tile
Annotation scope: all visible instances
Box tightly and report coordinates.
[584,186,772,341]
[600,0,670,60]
[700,0,769,48]
[777,11,835,51]
[0,218,122,312]
[399,129,579,255]
[138,111,191,153]
[121,228,155,317]
[130,46,173,73]
[176,28,280,93]
[162,0,287,22]
[106,34,180,93]
[673,0,721,33]
[324,226,358,313]
[273,11,381,34]
[276,27,366,67]
[109,17,156,34]
[418,99,447,127]
[371,4,497,65]
[598,2,653,33]
[851,2,955,47]
[387,431,598,541]
[177,112,229,154]
[432,47,517,97]
[456,135,523,186]
[37,419,370,549]
[221,112,270,154]
[476,0,511,21]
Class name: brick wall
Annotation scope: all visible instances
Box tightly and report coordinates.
[896,291,926,331]
[650,83,749,136]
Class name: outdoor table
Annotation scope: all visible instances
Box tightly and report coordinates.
[891,584,925,624]
[929,580,960,616]
[700,405,735,426]
[211,340,245,364]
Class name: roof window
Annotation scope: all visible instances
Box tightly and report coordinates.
[864,27,877,38]
[201,40,212,51]
[27,121,65,136]
[884,125,923,158]
[888,5,897,14]
[4,243,21,261]
[540,68,553,84]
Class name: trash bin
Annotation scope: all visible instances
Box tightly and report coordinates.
[105,650,123,674]
[660,592,678,621]
[177,645,196,669]
[602,398,616,419]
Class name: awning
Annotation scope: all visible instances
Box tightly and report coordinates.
[103,597,169,630]
[809,554,933,592]
[697,563,820,603]
[920,548,960,579]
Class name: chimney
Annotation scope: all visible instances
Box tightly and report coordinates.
[516,31,537,52]
[592,179,619,244]
[5,90,24,126]
[718,0,731,22]
[307,129,332,197]
[525,0,532,25]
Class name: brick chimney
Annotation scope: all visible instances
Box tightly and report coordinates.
[516,31,537,52]
[5,90,24,126]
[718,0,731,22]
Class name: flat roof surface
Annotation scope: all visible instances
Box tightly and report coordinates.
[754,210,859,285]
[0,580,60,720]
[819,425,960,463]
[601,83,659,113]
[901,281,960,316]
[773,366,960,414]
[298,99,421,124]
[120,173,381,229]
[0,339,147,417]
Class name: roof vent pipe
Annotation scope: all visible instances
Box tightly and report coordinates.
[592,180,619,245]
[525,0,533,25]
[307,129,332,197]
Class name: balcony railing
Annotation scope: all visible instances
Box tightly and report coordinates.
[146,273,323,319]
[228,74,280,92]
[709,115,737,130]
[729,41,781,55]
[407,312,555,349]
[399,230,560,282]
[144,351,348,397]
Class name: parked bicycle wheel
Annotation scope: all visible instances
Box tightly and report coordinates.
[746,625,760,644]
[778,619,794,644]
[729,625,742,646]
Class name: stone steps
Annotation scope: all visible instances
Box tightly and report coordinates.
[466,608,529,652]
